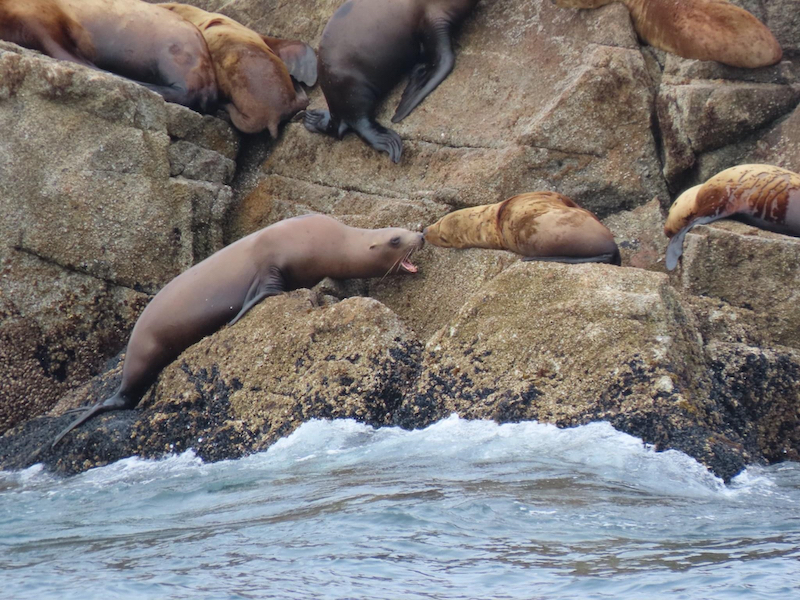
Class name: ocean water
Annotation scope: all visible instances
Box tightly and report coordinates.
[1,416,799,599]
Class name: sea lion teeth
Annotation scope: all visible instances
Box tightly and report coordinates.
[52,215,424,447]
[552,0,782,69]
[303,0,479,163]
[664,164,800,270]
[424,192,621,265]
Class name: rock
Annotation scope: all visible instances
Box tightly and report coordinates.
[370,246,519,342]
[0,292,423,475]
[396,261,749,480]
[0,43,239,428]
[657,78,800,189]
[221,0,668,239]
[764,0,800,57]
[706,342,800,465]
[676,221,800,349]
[603,198,669,271]
[2,0,800,482]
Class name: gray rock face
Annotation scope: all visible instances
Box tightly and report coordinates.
[677,221,800,349]
[1,1,800,481]
[0,43,239,433]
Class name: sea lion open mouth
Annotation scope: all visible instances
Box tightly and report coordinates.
[400,256,418,273]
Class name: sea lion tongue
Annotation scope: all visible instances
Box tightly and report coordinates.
[400,257,418,273]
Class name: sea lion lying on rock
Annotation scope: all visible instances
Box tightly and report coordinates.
[423,192,621,265]
[664,164,800,270]
[551,0,782,69]
[304,0,479,163]
[0,0,218,112]
[159,3,317,136]
[52,215,424,447]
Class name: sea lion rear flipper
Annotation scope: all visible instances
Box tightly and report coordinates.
[51,391,130,448]
[391,21,455,123]
[229,267,286,325]
[262,36,318,87]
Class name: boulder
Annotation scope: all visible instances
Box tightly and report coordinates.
[216,0,668,243]
[395,262,755,482]
[676,221,800,349]
[0,43,239,430]
[0,292,423,474]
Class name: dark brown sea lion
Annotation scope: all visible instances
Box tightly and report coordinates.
[304,0,479,163]
[52,215,424,447]
[423,192,621,264]
[0,0,218,112]
[159,3,317,136]
[664,164,800,270]
[552,0,782,69]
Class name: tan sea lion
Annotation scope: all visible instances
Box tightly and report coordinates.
[551,0,782,69]
[664,164,800,270]
[52,215,424,447]
[0,0,218,112]
[304,0,479,163]
[423,192,621,265]
[159,3,317,136]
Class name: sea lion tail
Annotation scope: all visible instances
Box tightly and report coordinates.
[51,391,129,448]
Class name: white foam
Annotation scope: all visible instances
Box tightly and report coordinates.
[5,416,797,499]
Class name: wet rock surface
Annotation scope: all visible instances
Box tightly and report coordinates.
[1,1,800,481]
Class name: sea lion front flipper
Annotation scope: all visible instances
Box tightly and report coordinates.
[229,267,286,325]
[391,20,455,123]
[262,36,318,87]
[665,215,718,271]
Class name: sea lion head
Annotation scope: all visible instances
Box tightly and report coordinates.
[368,228,425,274]
[422,215,458,248]
[664,185,702,238]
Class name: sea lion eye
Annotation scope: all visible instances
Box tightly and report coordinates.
[390,236,401,247]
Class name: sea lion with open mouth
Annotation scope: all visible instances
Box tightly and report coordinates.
[52,214,424,447]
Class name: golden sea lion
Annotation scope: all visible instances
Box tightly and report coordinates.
[552,0,782,69]
[423,192,621,264]
[52,215,424,447]
[664,164,800,270]
[159,3,317,136]
[304,0,480,163]
[0,0,218,112]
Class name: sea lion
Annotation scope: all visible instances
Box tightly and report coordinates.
[551,0,782,69]
[52,215,424,447]
[423,192,621,265]
[0,0,217,112]
[664,164,800,270]
[159,3,317,136]
[304,0,479,163]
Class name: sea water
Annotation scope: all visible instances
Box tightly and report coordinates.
[1,416,799,599]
